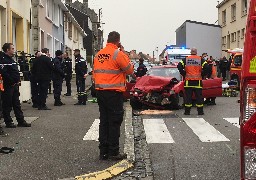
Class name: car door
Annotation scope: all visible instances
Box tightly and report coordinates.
[202,78,222,98]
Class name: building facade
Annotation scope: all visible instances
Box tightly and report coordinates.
[176,20,222,59]
[64,11,87,70]
[217,0,248,56]
[0,0,31,53]
[32,0,67,57]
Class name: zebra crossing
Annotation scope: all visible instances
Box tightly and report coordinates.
[83,117,240,143]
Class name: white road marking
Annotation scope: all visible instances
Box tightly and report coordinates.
[83,119,99,141]
[143,119,175,144]
[223,118,240,128]
[182,118,230,142]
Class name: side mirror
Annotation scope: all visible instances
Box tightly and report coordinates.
[170,78,178,85]
[88,71,93,75]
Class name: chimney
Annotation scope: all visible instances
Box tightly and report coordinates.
[65,0,72,4]
[83,0,88,9]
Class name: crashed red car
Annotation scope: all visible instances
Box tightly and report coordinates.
[130,65,223,110]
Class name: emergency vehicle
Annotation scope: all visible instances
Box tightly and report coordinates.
[227,48,243,87]
[164,46,191,65]
[240,0,256,179]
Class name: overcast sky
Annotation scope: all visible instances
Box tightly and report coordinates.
[81,0,219,56]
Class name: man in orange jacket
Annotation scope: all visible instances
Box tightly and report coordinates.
[93,31,134,160]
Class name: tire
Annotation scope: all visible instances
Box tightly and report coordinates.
[130,97,142,110]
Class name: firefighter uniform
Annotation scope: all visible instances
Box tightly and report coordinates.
[93,42,134,160]
[177,54,208,115]
[74,53,87,105]
[63,57,72,96]
[0,52,31,127]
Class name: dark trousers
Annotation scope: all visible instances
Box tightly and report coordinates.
[48,81,52,93]
[65,74,72,95]
[53,79,63,101]
[97,90,124,155]
[30,76,38,106]
[221,68,227,79]
[38,80,50,108]
[76,77,85,103]
[2,84,24,125]
[184,87,203,108]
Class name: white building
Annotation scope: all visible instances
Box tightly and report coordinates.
[64,12,87,71]
[217,0,248,57]
[176,20,222,59]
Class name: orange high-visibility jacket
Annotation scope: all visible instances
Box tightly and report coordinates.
[185,55,203,80]
[0,74,4,91]
[211,65,217,78]
[93,43,134,92]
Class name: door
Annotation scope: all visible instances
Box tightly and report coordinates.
[202,78,223,98]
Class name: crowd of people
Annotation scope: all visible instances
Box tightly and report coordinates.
[0,43,88,136]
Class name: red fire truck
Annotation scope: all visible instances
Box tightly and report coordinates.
[240,0,256,179]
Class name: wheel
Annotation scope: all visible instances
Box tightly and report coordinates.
[130,97,142,110]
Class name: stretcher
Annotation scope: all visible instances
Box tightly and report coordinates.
[222,83,239,97]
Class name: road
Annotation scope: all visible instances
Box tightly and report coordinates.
[138,96,240,180]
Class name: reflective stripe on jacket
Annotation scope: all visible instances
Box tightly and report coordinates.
[93,43,134,92]
[0,75,4,91]
[185,55,203,81]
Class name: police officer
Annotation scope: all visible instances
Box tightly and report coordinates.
[63,52,73,96]
[30,51,41,108]
[74,49,87,105]
[0,43,31,128]
[52,50,65,106]
[136,58,147,77]
[93,31,134,160]
[177,48,208,115]
[219,56,229,81]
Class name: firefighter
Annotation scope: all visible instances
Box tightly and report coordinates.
[136,58,147,77]
[177,48,208,115]
[0,43,31,128]
[74,49,87,105]
[52,50,65,106]
[63,52,73,96]
[93,31,134,160]
[204,57,217,105]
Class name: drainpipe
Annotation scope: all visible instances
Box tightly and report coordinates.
[6,0,10,42]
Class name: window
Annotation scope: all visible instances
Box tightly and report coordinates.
[39,0,44,7]
[222,36,227,45]
[231,3,236,22]
[60,9,63,26]
[241,0,248,16]
[40,30,44,50]
[222,10,227,26]
[64,14,68,31]
[241,28,245,39]
[47,34,53,57]
[231,32,237,42]
[68,20,72,39]
[46,0,53,20]
[54,39,60,52]
[53,3,60,25]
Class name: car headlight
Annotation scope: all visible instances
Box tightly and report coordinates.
[245,147,256,179]
[134,92,138,95]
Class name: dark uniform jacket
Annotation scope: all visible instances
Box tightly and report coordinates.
[32,54,54,81]
[52,57,65,80]
[177,57,209,88]
[75,55,87,78]
[219,58,229,70]
[136,63,147,77]
[63,57,73,75]
[0,53,20,87]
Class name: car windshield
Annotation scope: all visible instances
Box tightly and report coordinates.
[147,67,182,81]
[234,55,242,66]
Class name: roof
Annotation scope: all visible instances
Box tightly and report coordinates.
[176,20,221,32]
[216,0,230,8]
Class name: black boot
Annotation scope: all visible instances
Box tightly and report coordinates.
[82,94,87,105]
[197,107,204,115]
[74,95,83,105]
[184,107,191,115]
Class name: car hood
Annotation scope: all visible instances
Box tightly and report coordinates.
[133,75,175,93]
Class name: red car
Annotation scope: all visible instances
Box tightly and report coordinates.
[240,0,256,179]
[130,65,222,110]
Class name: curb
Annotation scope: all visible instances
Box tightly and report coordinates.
[61,105,134,180]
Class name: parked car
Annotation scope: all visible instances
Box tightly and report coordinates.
[130,65,223,110]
